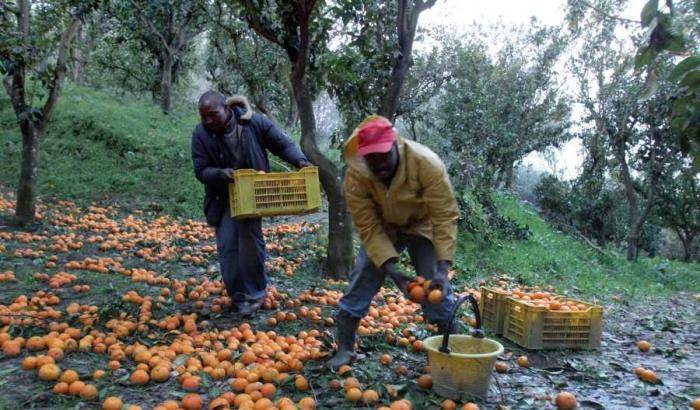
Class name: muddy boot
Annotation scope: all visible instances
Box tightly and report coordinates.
[328,310,360,370]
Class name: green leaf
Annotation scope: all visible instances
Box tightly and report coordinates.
[665,34,686,53]
[641,0,659,27]
[669,56,700,82]
[680,70,700,88]
[639,71,658,101]
[635,47,655,69]
[695,0,700,13]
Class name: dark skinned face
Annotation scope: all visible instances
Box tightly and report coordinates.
[364,143,399,184]
[199,101,231,134]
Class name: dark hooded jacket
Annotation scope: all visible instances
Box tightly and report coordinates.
[191,96,308,226]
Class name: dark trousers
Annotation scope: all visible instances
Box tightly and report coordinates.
[339,233,456,325]
[215,208,267,303]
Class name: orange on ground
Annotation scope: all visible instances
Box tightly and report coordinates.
[380,354,392,366]
[495,361,508,373]
[130,369,150,385]
[38,363,61,381]
[79,384,98,401]
[555,392,577,410]
[637,340,651,352]
[462,404,479,410]
[362,389,379,405]
[295,375,309,391]
[345,387,362,402]
[640,369,658,383]
[442,400,457,410]
[53,382,69,395]
[69,381,86,396]
[182,393,203,410]
[103,397,123,410]
[417,374,433,389]
[517,355,529,368]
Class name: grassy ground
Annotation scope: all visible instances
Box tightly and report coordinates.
[0,86,301,219]
[455,195,700,301]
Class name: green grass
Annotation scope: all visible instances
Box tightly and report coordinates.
[0,85,300,219]
[455,194,700,299]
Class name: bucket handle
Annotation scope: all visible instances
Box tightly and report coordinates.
[439,293,483,354]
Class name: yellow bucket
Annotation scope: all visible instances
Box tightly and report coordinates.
[423,335,504,400]
[422,293,503,401]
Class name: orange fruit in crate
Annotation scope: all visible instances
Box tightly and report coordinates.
[462,403,479,410]
[555,392,577,410]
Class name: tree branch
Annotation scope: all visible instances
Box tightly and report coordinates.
[576,0,641,24]
[0,2,19,15]
[173,1,202,54]
[40,16,83,132]
[129,0,173,55]
[238,0,285,49]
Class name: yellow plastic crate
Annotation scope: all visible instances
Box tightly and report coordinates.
[228,167,321,219]
[503,297,604,350]
[479,286,511,335]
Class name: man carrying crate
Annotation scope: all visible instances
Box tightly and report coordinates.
[328,115,460,369]
[191,91,312,317]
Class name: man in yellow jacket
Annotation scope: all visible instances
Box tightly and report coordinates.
[329,115,460,369]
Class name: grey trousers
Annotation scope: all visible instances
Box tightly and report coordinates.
[338,233,456,325]
[215,208,267,303]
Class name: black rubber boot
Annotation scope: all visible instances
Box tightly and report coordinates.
[328,310,360,370]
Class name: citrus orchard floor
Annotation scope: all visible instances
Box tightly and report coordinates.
[0,192,698,410]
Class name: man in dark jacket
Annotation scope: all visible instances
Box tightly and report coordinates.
[191,91,311,316]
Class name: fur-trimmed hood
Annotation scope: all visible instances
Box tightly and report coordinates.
[225,95,253,121]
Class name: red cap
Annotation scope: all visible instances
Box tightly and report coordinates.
[357,118,396,156]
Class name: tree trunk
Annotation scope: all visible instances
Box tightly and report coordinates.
[378,0,436,121]
[503,160,515,190]
[161,53,173,114]
[71,26,83,84]
[284,82,297,129]
[677,230,693,262]
[615,144,641,261]
[291,70,354,278]
[14,122,41,226]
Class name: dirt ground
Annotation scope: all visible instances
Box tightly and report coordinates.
[0,194,698,409]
